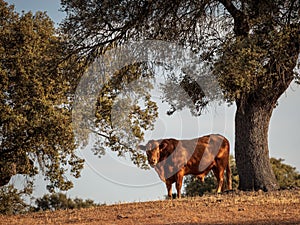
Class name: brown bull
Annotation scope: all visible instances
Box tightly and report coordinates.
[140,134,232,198]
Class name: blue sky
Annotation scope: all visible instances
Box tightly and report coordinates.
[5,0,300,204]
[6,0,65,26]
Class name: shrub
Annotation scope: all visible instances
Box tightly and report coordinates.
[34,193,98,211]
[271,158,300,189]
[0,185,31,215]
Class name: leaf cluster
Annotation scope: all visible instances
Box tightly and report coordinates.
[91,63,158,168]
[215,26,300,103]
[34,192,99,211]
[0,184,33,215]
[271,158,300,189]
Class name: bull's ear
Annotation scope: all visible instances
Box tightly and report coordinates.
[138,145,146,151]
[159,142,168,151]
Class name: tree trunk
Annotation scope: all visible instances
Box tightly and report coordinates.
[234,97,279,191]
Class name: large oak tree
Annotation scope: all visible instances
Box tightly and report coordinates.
[61,0,300,191]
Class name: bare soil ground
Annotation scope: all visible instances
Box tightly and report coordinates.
[1,190,299,225]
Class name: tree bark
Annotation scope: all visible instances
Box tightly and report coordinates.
[234,96,279,191]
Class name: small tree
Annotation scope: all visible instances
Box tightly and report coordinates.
[0,185,31,215]
[35,193,98,211]
[271,158,300,189]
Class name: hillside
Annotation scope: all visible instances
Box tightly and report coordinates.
[0,190,299,225]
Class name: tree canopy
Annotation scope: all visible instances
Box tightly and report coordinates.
[61,0,300,93]
[0,0,84,192]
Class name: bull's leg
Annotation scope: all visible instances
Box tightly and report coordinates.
[212,167,224,193]
[220,170,225,192]
[166,179,173,199]
[197,162,215,183]
[175,181,182,199]
[175,171,184,199]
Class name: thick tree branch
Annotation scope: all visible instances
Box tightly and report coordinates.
[218,0,249,36]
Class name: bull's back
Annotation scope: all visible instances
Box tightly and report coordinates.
[184,134,229,174]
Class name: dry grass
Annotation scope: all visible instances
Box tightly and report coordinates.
[0,190,299,225]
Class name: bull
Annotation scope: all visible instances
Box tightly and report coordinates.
[140,134,232,198]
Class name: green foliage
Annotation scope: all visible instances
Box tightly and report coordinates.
[230,155,239,190]
[72,59,158,168]
[215,27,300,103]
[0,0,84,192]
[92,63,158,168]
[0,185,32,215]
[0,188,98,215]
[34,193,98,211]
[184,172,217,197]
[271,158,300,189]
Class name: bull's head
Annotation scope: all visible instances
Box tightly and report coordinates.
[139,140,167,167]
